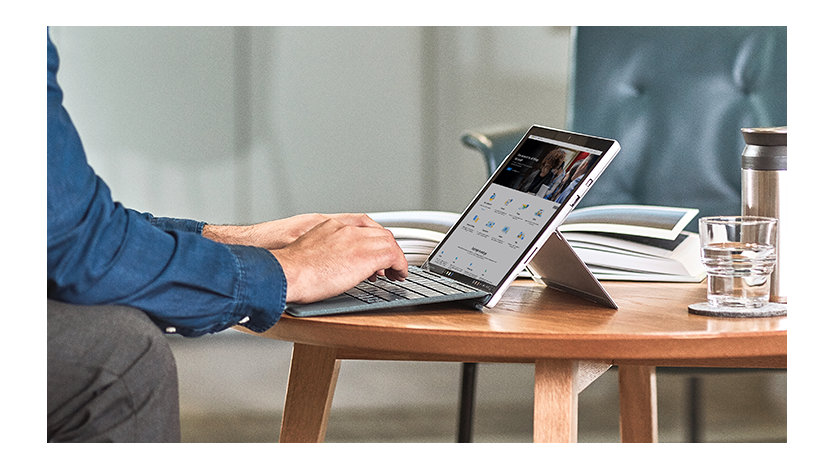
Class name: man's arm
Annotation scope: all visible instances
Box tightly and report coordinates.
[202,213,379,249]
[47,33,284,337]
[47,32,406,335]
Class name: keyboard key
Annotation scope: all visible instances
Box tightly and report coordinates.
[415,280,467,295]
[342,267,484,305]
[409,269,479,293]
[356,284,404,301]
[375,281,426,300]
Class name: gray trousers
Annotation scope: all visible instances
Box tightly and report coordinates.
[47,300,181,442]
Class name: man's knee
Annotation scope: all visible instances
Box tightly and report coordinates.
[47,300,180,442]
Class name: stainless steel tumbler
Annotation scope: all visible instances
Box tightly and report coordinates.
[741,126,786,303]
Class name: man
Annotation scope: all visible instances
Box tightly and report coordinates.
[47,30,408,442]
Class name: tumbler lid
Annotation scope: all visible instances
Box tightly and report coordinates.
[742,126,787,146]
[741,126,787,170]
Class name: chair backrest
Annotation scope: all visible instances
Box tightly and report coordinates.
[567,26,787,230]
[461,126,530,176]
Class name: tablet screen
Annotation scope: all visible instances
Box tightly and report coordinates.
[426,127,615,293]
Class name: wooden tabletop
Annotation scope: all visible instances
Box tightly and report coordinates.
[245,280,786,443]
[252,280,787,368]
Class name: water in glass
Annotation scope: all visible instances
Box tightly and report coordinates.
[701,241,776,308]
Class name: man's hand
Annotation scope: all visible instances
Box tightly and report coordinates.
[269,218,409,304]
[202,213,408,304]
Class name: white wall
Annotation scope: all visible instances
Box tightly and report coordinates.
[50,26,570,224]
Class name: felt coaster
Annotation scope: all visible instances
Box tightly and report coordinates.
[688,302,787,318]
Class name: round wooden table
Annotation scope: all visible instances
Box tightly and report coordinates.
[245,280,787,443]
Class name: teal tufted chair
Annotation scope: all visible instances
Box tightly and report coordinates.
[568,26,786,230]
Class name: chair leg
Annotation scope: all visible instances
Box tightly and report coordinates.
[457,362,478,443]
[686,376,704,443]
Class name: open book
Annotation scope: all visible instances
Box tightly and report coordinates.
[369,205,706,283]
[558,205,705,282]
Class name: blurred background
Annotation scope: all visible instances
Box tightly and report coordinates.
[48,26,786,443]
[49,26,570,223]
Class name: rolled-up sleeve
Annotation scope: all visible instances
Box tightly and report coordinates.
[131,211,206,235]
[47,32,284,337]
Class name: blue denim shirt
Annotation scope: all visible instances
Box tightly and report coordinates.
[47,32,285,337]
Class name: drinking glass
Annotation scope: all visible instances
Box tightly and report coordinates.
[699,216,778,309]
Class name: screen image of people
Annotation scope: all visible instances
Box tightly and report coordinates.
[429,135,602,287]
[493,138,599,203]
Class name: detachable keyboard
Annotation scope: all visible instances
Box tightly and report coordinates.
[284,266,489,317]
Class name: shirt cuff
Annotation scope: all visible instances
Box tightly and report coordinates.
[225,244,286,333]
[129,209,206,234]
[149,216,206,234]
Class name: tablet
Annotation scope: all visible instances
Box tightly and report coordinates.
[424,125,620,307]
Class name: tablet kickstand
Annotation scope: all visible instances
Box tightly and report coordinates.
[526,229,618,309]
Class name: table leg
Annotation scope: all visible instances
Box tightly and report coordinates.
[618,365,658,443]
[279,343,341,443]
[533,360,610,443]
